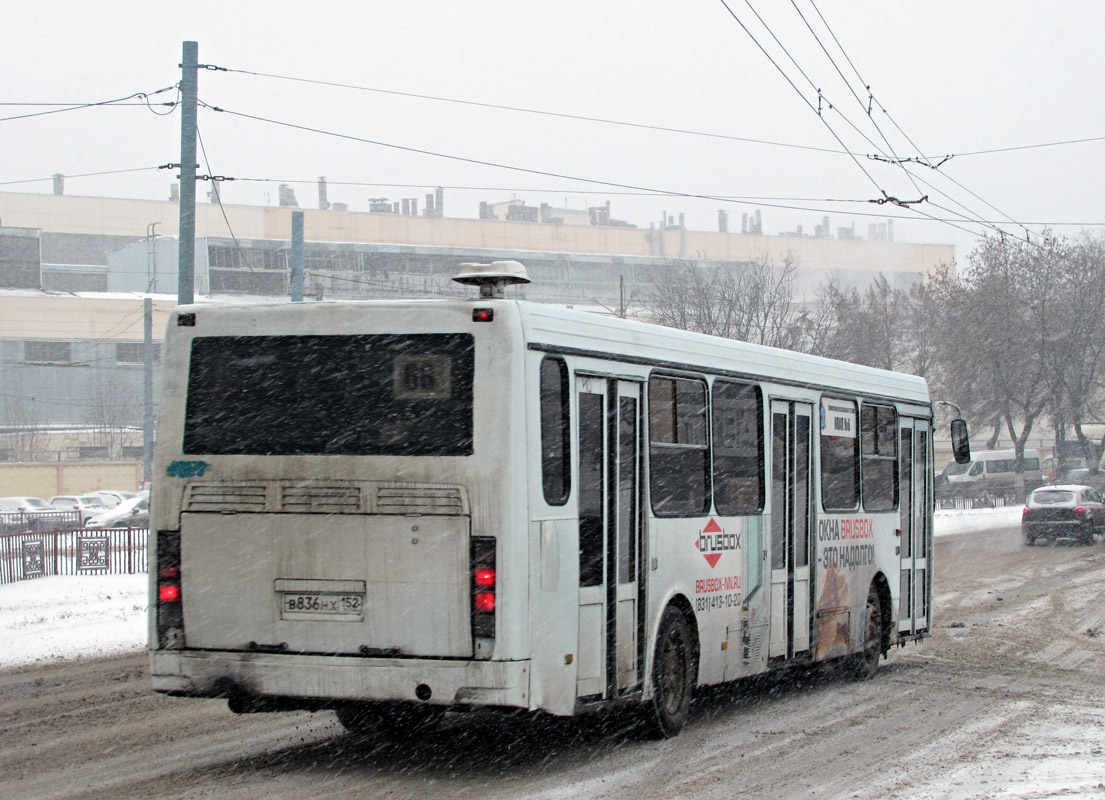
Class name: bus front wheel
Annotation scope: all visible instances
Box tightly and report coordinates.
[648,605,697,738]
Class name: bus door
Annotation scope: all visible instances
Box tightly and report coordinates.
[576,375,644,702]
[768,400,813,660]
[898,418,932,635]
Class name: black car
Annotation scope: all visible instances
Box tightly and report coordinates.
[1022,485,1105,546]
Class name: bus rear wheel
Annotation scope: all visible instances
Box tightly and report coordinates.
[336,701,444,738]
[850,585,883,680]
[648,606,696,738]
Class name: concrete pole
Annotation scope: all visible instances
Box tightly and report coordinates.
[177,41,198,305]
[143,298,154,486]
[290,211,304,302]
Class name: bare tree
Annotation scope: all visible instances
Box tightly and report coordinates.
[926,236,1062,498]
[647,252,802,348]
[0,398,46,462]
[807,273,928,375]
[79,381,140,458]
[1037,233,1105,472]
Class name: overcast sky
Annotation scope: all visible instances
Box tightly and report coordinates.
[3,1,1104,261]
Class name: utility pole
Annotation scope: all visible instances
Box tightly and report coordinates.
[177,41,198,305]
[143,297,154,487]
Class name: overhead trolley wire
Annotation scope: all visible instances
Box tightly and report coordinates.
[716,0,1056,246]
[788,0,927,204]
[801,0,1041,243]
[714,0,889,199]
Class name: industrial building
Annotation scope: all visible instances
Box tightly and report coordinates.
[0,186,955,466]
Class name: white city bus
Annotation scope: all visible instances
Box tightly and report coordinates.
[149,261,956,737]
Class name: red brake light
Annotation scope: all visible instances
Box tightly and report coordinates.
[474,590,495,613]
[159,583,181,603]
[472,308,494,322]
[1022,507,1030,515]
[471,536,496,639]
[1077,507,1086,515]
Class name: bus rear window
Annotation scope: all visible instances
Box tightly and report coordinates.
[184,334,474,456]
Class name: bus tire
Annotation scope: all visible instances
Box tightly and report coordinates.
[336,702,444,738]
[850,585,883,680]
[648,605,697,738]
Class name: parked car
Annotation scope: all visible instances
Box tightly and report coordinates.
[85,494,149,528]
[48,494,107,525]
[1022,485,1105,546]
[0,496,54,515]
[92,490,138,509]
[0,496,70,532]
[1058,468,1105,492]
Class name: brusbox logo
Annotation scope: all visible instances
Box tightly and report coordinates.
[695,518,741,568]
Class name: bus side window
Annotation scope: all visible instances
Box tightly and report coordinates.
[712,380,764,515]
[861,404,898,511]
[820,398,859,511]
[539,357,570,505]
[648,375,709,517]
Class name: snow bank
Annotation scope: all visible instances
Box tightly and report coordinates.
[934,505,1023,536]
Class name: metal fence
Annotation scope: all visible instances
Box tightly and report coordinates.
[937,490,1021,510]
[0,510,81,535]
[0,527,148,585]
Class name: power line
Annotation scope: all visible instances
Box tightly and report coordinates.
[218,65,849,157]
[202,100,875,212]
[215,64,1105,163]
[0,86,178,124]
[0,102,173,107]
[211,58,1094,245]
[0,166,165,187]
[195,123,254,273]
[952,136,1105,157]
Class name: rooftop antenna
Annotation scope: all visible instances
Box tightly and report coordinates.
[452,260,531,299]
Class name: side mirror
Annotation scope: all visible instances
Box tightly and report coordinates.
[951,418,971,464]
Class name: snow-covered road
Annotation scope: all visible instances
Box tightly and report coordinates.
[2,507,1103,800]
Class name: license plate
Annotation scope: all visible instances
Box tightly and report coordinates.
[281,592,365,621]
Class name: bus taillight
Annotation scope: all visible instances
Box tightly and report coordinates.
[471,537,496,639]
[156,530,185,649]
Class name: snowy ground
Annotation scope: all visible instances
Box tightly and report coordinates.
[0,507,1021,670]
[0,573,147,668]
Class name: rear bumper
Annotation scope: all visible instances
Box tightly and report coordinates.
[1023,520,1085,537]
[150,649,530,710]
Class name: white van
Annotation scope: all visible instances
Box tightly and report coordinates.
[939,449,1043,494]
